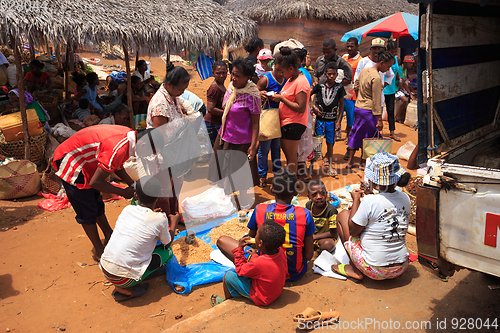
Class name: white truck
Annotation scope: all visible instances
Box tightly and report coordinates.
[411,0,500,277]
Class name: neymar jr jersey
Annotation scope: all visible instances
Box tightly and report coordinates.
[247,202,316,281]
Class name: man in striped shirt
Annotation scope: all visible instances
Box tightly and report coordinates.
[53,125,163,261]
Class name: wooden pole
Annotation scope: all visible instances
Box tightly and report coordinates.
[28,36,36,62]
[68,42,75,72]
[122,42,135,129]
[64,43,71,101]
[11,35,31,160]
[135,50,139,69]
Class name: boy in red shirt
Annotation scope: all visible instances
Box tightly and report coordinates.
[211,221,287,307]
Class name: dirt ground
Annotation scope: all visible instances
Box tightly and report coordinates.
[1,52,499,332]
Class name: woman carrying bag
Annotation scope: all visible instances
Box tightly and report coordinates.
[346,50,394,169]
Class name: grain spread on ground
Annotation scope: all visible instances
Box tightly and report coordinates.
[171,237,213,265]
[206,217,249,244]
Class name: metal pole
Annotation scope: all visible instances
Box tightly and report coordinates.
[425,3,435,158]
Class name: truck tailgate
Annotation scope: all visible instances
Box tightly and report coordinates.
[438,164,500,277]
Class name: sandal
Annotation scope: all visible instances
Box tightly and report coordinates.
[331,264,363,281]
[112,283,150,302]
[389,135,401,142]
[210,294,225,307]
[328,168,338,179]
[320,311,340,323]
[293,307,322,323]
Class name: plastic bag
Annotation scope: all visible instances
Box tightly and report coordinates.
[396,141,416,161]
[181,186,236,221]
[165,255,235,294]
[37,191,71,211]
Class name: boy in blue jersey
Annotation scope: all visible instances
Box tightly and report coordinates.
[217,167,315,281]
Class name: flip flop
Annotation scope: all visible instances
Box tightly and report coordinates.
[293,307,322,323]
[112,283,150,302]
[320,311,340,323]
[328,168,339,179]
[210,294,225,307]
[390,135,401,142]
[332,264,349,277]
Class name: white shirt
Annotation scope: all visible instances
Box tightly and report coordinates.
[354,57,394,86]
[100,205,171,280]
[132,70,151,82]
[98,116,115,125]
[352,191,411,266]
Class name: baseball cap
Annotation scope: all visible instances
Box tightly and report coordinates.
[257,49,273,60]
[371,38,386,48]
[403,55,415,63]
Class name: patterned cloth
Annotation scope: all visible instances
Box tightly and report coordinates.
[146,84,194,141]
[344,236,409,280]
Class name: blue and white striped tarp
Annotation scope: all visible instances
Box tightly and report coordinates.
[195,54,214,81]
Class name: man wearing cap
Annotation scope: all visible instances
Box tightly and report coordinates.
[313,39,353,87]
[255,48,273,78]
[354,38,394,87]
[332,152,411,281]
[394,55,417,123]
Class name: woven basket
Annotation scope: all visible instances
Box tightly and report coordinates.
[41,158,61,195]
[0,130,47,166]
[403,176,423,224]
[37,95,60,125]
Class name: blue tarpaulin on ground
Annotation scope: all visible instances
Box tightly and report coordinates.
[165,213,238,294]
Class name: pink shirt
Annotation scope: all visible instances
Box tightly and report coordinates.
[220,89,261,144]
[279,73,311,127]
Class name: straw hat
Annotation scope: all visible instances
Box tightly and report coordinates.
[365,152,406,186]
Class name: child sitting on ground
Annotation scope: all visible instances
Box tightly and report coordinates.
[74,98,91,121]
[217,167,315,281]
[211,221,288,307]
[310,62,346,177]
[99,176,180,302]
[305,180,338,252]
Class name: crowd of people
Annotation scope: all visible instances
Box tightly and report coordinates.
[1,34,417,307]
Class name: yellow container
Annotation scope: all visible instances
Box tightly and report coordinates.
[0,109,44,142]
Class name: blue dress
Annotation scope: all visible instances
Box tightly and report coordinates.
[81,85,103,112]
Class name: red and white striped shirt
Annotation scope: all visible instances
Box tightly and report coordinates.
[53,125,136,189]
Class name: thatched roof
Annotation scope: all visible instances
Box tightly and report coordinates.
[0,0,257,52]
[225,0,418,24]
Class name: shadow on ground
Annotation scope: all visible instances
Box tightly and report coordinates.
[425,270,500,332]
[0,195,45,231]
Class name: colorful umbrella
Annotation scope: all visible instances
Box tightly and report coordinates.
[341,12,418,43]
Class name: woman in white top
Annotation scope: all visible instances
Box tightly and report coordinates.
[332,152,411,281]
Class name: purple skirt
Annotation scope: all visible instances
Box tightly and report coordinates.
[347,107,378,149]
